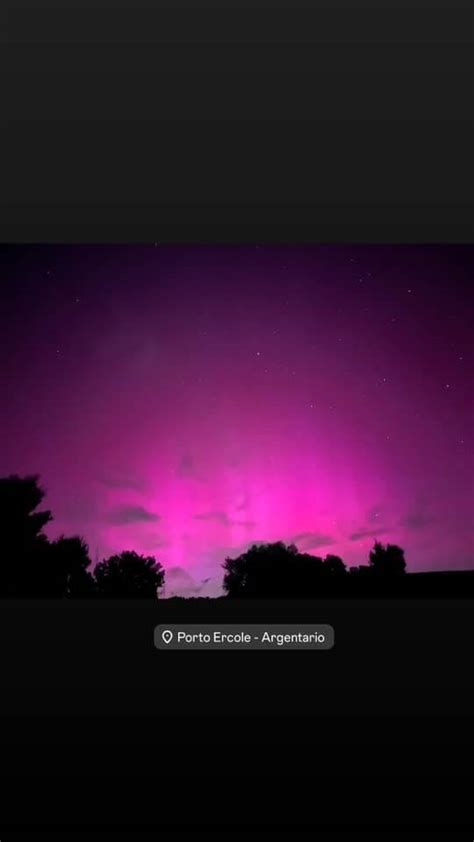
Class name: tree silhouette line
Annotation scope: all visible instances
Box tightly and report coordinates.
[0,474,472,598]
[0,475,164,597]
[222,540,405,597]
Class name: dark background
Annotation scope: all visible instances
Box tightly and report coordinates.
[1,597,473,833]
[3,0,472,242]
[2,0,473,837]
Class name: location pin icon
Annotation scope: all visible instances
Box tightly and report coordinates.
[162,629,173,645]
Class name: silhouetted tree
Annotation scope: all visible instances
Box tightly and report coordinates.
[223,542,293,597]
[2,471,452,599]
[0,474,51,550]
[48,536,96,596]
[368,541,407,576]
[0,474,52,595]
[223,541,347,597]
[0,474,96,596]
[94,550,164,597]
[322,554,347,576]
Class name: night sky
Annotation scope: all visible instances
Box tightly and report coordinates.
[1,245,472,595]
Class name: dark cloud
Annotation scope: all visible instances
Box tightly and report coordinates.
[292,532,335,551]
[193,510,255,529]
[349,527,388,541]
[235,493,250,511]
[401,511,434,530]
[198,576,224,597]
[176,453,204,481]
[163,566,201,597]
[163,567,223,598]
[97,473,144,492]
[222,540,269,557]
[107,504,160,525]
[194,510,230,526]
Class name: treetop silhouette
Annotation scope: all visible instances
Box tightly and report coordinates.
[0,475,164,597]
[94,550,165,598]
[368,541,407,576]
[223,542,351,597]
[1,473,472,598]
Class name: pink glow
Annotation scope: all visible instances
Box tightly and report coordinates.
[1,245,472,594]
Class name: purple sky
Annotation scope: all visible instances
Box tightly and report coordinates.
[1,245,472,595]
